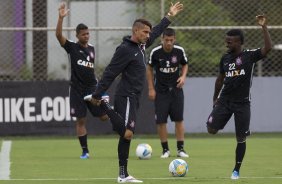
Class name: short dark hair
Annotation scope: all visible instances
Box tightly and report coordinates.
[132,19,152,30]
[163,28,175,37]
[76,23,88,35]
[226,29,244,44]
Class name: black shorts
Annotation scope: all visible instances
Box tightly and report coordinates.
[155,88,184,124]
[206,98,251,137]
[69,86,106,118]
[114,95,139,133]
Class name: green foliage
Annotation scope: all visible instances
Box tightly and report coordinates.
[133,0,282,77]
[213,0,282,25]
[142,0,236,76]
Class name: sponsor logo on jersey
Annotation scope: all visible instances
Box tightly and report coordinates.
[236,57,242,65]
[171,56,177,63]
[159,67,178,73]
[129,120,135,128]
[208,116,213,123]
[225,69,245,77]
[90,51,94,59]
[77,59,94,68]
[71,108,75,115]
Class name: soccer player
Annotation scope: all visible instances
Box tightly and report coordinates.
[146,28,189,158]
[87,2,183,183]
[55,2,108,159]
[206,15,272,180]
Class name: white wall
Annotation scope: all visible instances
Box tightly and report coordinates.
[47,0,135,79]
[167,77,282,133]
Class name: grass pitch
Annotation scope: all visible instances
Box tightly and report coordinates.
[0,133,282,184]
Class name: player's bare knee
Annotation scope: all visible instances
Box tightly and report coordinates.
[124,134,133,140]
[76,118,86,127]
[99,115,109,121]
[236,136,246,143]
[123,130,133,140]
[207,127,218,134]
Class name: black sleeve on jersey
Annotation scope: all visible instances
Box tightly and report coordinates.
[93,45,132,97]
[146,17,171,48]
[248,48,264,63]
[180,48,188,65]
[62,39,72,53]
[148,48,158,66]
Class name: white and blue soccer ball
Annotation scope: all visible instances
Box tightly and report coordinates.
[135,143,152,159]
[169,159,188,177]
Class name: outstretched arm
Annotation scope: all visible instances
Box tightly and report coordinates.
[256,15,272,57]
[56,2,69,46]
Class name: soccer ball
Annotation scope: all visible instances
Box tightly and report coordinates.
[135,143,152,159]
[169,159,188,177]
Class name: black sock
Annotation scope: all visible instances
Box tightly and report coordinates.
[177,141,184,151]
[118,137,131,178]
[233,142,246,172]
[100,101,126,137]
[161,141,169,152]
[78,134,88,153]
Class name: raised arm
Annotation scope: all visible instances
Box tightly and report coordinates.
[56,2,69,46]
[146,2,183,47]
[166,2,184,19]
[256,15,272,57]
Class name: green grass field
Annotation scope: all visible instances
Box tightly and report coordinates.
[0,133,282,184]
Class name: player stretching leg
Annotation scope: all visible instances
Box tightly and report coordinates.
[206,14,272,179]
[56,2,109,159]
